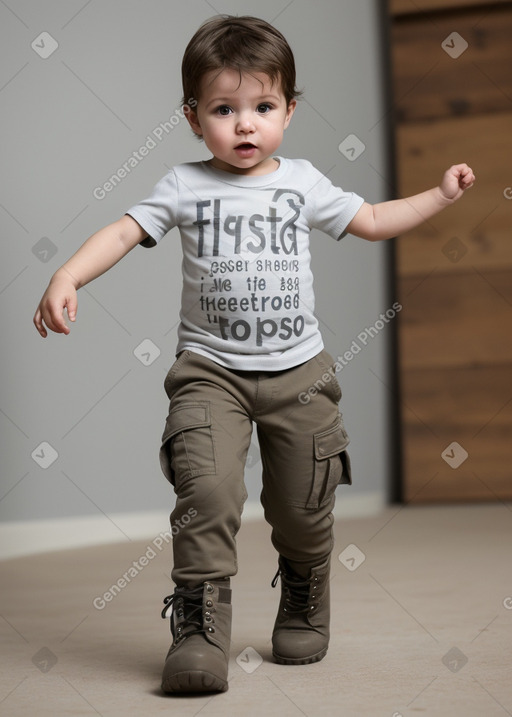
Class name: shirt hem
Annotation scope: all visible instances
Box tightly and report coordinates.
[177,339,325,372]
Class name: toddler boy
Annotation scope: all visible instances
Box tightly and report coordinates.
[34,15,475,694]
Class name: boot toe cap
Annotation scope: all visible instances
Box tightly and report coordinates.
[162,636,228,693]
[272,629,328,665]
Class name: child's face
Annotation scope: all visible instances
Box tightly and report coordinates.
[186,68,296,175]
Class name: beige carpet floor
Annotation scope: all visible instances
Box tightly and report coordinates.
[1,503,511,716]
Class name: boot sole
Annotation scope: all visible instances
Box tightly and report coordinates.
[272,647,328,665]
[162,669,228,693]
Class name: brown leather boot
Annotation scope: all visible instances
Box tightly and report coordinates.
[161,578,231,693]
[271,556,330,665]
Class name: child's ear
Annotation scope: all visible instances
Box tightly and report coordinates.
[284,99,296,129]
[184,105,202,136]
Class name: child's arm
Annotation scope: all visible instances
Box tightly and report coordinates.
[346,163,475,242]
[33,214,148,337]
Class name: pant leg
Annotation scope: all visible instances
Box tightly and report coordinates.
[257,349,351,576]
[159,351,253,588]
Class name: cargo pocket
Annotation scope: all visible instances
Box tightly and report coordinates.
[306,417,352,509]
[159,401,216,488]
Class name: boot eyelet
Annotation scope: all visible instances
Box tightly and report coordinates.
[205,615,213,623]
[205,583,214,594]
[207,626,215,633]
[205,599,213,607]
[310,605,316,611]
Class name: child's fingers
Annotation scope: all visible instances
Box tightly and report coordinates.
[66,294,78,322]
[460,165,475,188]
[33,308,48,338]
[44,300,71,335]
[451,163,475,189]
[34,283,77,337]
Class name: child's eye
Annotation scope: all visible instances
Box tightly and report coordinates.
[216,105,232,116]
[257,103,272,114]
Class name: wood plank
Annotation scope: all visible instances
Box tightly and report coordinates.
[397,269,512,369]
[390,5,512,122]
[400,364,512,502]
[401,363,512,432]
[395,113,512,277]
[402,428,512,502]
[390,0,512,15]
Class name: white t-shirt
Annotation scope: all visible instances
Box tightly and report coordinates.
[126,157,364,371]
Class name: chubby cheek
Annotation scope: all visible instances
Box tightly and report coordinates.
[265,126,285,150]
[208,126,228,146]
[203,123,231,151]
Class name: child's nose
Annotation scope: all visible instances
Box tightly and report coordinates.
[236,113,255,133]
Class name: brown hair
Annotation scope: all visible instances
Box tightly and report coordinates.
[181,15,302,110]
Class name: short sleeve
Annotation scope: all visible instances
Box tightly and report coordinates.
[306,168,365,241]
[125,169,180,248]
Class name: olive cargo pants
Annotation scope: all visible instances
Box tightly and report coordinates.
[159,349,351,588]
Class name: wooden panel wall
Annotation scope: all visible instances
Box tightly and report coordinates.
[391,0,510,14]
[389,1,512,502]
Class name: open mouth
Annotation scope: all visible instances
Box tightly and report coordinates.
[234,142,257,157]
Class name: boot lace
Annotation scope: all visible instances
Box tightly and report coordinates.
[161,585,209,643]
[271,568,312,615]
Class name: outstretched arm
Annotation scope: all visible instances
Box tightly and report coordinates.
[346,163,475,242]
[33,214,148,337]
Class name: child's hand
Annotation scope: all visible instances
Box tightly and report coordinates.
[439,163,475,203]
[33,274,78,338]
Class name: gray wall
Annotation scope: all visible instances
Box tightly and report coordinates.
[0,0,392,529]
